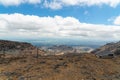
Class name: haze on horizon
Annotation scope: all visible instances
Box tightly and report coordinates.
[0,0,120,44]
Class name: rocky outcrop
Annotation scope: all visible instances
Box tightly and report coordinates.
[0,40,36,51]
[48,45,73,51]
[92,41,120,56]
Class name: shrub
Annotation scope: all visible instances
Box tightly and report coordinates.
[114,49,120,55]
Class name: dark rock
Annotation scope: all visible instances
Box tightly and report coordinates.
[92,41,120,57]
[0,40,36,51]
[18,76,25,80]
[2,71,21,77]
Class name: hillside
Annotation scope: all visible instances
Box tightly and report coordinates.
[48,45,73,51]
[92,41,120,56]
[0,53,120,80]
[1,40,120,80]
[0,40,35,51]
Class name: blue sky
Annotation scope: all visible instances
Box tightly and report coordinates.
[1,4,120,25]
[0,0,120,44]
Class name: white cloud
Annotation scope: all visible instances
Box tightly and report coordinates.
[114,16,120,25]
[28,0,41,4]
[0,0,120,9]
[0,13,120,40]
[44,0,62,10]
[43,0,120,9]
[0,0,41,6]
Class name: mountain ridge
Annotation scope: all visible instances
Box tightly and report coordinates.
[0,40,36,51]
[92,41,120,56]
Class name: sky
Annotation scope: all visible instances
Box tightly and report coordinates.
[0,0,120,44]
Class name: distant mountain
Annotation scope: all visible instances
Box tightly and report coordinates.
[0,40,36,51]
[48,45,73,51]
[92,41,120,56]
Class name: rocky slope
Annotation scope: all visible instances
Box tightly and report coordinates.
[0,40,36,51]
[1,53,120,80]
[48,45,73,51]
[0,40,40,58]
[1,40,120,80]
[92,41,120,56]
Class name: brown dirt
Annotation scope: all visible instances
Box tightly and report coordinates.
[0,53,120,80]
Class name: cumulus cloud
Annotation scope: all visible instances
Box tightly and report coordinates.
[44,0,62,10]
[0,0,41,6]
[0,0,120,9]
[114,16,120,25]
[43,0,120,9]
[0,13,120,40]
